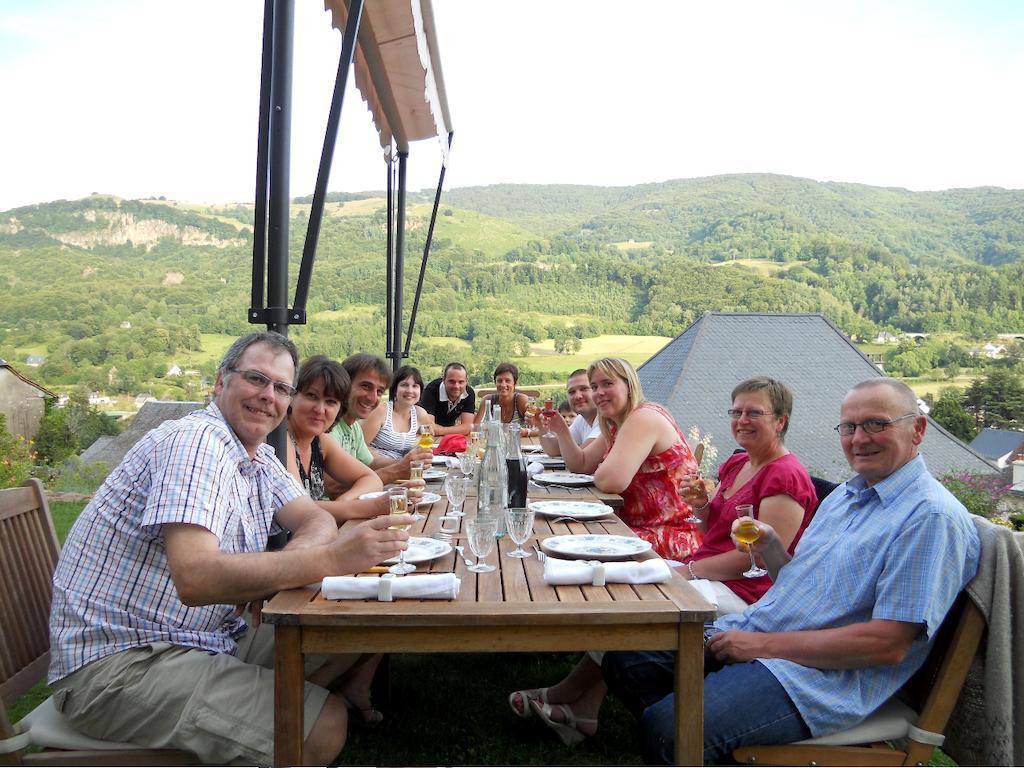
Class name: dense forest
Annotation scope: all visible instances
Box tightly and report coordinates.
[2,174,1023,400]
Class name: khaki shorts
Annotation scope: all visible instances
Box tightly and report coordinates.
[52,622,331,766]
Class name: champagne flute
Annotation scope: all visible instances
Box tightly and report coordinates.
[541,398,556,438]
[444,473,469,517]
[465,518,497,572]
[387,488,417,575]
[409,460,424,482]
[734,503,767,578]
[504,507,534,558]
[417,423,434,450]
[679,472,706,524]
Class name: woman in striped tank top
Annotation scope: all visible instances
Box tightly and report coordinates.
[363,365,433,461]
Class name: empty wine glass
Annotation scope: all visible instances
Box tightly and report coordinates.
[734,503,767,578]
[387,488,416,575]
[678,472,706,524]
[444,473,470,517]
[465,517,497,573]
[504,507,534,558]
[457,450,476,477]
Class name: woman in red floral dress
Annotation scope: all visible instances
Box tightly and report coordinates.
[507,357,702,745]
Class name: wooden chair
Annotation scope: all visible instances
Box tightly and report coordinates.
[733,593,986,766]
[0,479,199,765]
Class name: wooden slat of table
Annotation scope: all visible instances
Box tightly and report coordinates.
[270,486,713,767]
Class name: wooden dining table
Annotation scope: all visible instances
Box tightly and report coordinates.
[263,469,715,766]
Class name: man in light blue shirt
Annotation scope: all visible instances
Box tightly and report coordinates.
[603,378,980,764]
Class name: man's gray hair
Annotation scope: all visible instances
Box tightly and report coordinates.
[850,377,920,413]
[218,332,299,382]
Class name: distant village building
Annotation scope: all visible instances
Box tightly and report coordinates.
[87,392,111,406]
[24,355,45,367]
[639,312,997,483]
[119,320,132,329]
[0,358,56,440]
[873,331,898,343]
[166,363,182,376]
[969,428,1024,469]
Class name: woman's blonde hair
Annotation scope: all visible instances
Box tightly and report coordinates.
[587,357,645,442]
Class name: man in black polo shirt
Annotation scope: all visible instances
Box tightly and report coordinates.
[419,362,476,436]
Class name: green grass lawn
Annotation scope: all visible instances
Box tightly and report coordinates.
[516,335,672,375]
[906,375,980,399]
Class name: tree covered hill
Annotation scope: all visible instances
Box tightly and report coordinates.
[445,174,1024,267]
[1,176,1023,399]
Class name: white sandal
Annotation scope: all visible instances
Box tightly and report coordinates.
[529,699,597,746]
[508,687,548,719]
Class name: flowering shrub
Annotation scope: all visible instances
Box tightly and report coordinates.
[938,469,1010,519]
[0,415,37,489]
[687,425,719,477]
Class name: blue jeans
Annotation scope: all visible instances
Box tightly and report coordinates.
[603,651,811,765]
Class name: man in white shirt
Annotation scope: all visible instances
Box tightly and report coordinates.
[541,369,600,456]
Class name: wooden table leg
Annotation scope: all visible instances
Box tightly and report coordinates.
[274,625,304,767]
[675,622,704,766]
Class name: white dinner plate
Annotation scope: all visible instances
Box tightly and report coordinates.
[381,536,452,565]
[422,469,447,482]
[522,444,545,453]
[533,471,594,487]
[529,500,614,520]
[358,491,387,500]
[431,455,449,465]
[534,455,566,467]
[540,534,652,561]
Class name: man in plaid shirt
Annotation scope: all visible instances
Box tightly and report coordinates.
[47,331,412,765]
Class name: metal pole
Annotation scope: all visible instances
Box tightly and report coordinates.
[294,0,364,313]
[250,0,275,318]
[393,151,408,371]
[404,131,453,357]
[266,0,295,461]
[385,150,394,363]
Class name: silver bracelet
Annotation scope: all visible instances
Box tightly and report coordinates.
[686,560,698,580]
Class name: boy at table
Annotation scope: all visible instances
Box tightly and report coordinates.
[47,332,412,766]
[602,378,980,764]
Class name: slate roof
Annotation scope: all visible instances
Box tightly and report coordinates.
[638,312,998,483]
[969,428,1024,464]
[79,400,204,468]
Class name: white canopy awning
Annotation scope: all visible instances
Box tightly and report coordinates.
[323,0,453,158]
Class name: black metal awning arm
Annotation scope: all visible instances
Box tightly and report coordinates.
[403,130,454,358]
[250,0,275,318]
[292,0,365,318]
[385,149,395,359]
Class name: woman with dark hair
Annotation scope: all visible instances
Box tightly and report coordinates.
[363,365,432,461]
[473,361,530,426]
[285,356,388,522]
[285,356,389,725]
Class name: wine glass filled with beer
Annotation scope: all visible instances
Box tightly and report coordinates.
[734,503,767,578]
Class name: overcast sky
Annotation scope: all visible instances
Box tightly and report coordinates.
[1,0,1022,212]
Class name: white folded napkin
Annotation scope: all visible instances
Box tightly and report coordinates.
[688,579,719,607]
[322,573,460,600]
[527,461,544,476]
[543,557,672,585]
[444,457,460,468]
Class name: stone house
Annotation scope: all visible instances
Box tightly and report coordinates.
[0,358,56,440]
